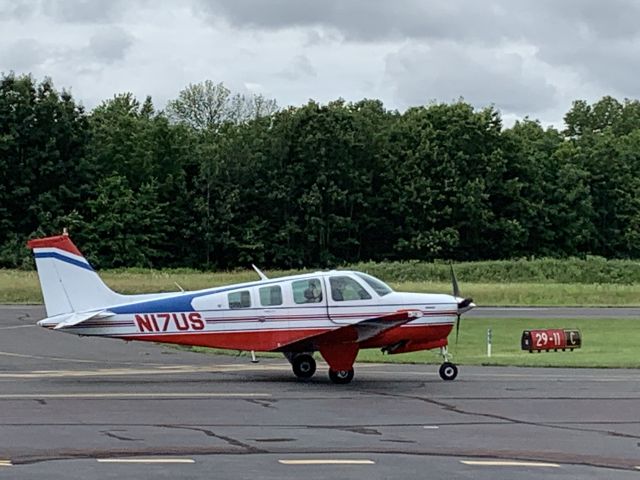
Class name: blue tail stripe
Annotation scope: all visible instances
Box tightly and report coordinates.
[34,252,94,272]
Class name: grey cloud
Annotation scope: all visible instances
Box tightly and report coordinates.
[0,38,47,72]
[541,39,640,97]
[278,54,317,80]
[88,26,134,63]
[543,0,640,40]
[195,0,508,42]
[40,0,139,23]
[196,0,640,46]
[0,0,37,21]
[385,42,557,115]
[198,0,640,106]
[304,28,341,47]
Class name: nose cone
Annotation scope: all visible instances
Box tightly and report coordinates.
[455,297,475,314]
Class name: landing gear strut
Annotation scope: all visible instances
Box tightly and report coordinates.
[291,354,316,379]
[328,368,354,384]
[438,346,458,381]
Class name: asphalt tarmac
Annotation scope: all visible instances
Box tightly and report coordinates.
[469,306,640,318]
[0,305,639,479]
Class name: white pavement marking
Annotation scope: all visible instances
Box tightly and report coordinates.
[0,351,124,364]
[0,364,290,379]
[97,458,195,464]
[0,460,12,467]
[365,369,640,381]
[0,392,270,399]
[461,460,560,468]
[423,426,439,429]
[0,325,33,330]
[485,308,549,311]
[279,459,375,465]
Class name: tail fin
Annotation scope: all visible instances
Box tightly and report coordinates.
[27,234,126,316]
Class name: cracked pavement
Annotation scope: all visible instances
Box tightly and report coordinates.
[1,305,639,479]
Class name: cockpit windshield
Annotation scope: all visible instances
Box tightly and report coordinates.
[354,272,393,297]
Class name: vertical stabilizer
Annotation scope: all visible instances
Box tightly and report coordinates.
[27,234,126,316]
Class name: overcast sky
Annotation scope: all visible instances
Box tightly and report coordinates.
[1,0,638,127]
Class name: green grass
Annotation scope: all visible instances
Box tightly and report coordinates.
[188,317,640,369]
[355,257,640,283]
[2,268,639,305]
[394,281,640,306]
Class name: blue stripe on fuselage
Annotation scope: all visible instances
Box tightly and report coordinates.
[109,276,321,314]
[34,252,94,272]
[109,280,280,314]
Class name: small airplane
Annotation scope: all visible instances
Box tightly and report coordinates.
[27,232,475,384]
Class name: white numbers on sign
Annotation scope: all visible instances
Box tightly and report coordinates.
[535,332,548,347]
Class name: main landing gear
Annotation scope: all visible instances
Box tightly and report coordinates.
[438,346,458,381]
[287,353,355,384]
[328,368,354,384]
[291,353,317,379]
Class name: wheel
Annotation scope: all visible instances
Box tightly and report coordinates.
[439,362,458,381]
[292,354,316,379]
[328,368,354,384]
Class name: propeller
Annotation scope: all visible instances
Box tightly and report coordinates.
[450,263,474,344]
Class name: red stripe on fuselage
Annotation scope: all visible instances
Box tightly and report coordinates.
[116,328,331,351]
[110,323,453,352]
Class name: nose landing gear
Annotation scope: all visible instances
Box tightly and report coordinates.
[439,362,458,381]
[438,346,458,381]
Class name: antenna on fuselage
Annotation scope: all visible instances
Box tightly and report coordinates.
[252,264,269,281]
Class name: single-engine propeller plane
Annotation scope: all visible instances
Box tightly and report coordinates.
[27,233,475,384]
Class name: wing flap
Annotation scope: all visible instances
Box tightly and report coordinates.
[278,310,422,351]
[351,310,422,342]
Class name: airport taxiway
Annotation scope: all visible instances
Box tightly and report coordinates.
[0,305,638,479]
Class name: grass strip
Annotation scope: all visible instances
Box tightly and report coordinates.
[1,269,639,306]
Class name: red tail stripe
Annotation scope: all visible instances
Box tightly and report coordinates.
[27,235,83,257]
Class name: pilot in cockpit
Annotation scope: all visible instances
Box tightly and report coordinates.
[304,280,322,303]
[331,278,346,301]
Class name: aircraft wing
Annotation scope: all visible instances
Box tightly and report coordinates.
[278,310,422,351]
[39,310,115,330]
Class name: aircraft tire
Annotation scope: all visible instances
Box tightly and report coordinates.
[328,368,354,384]
[292,354,317,379]
[439,362,458,381]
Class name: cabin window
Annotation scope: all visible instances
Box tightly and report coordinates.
[292,278,323,304]
[228,290,251,309]
[354,272,393,297]
[259,285,282,306]
[330,276,372,301]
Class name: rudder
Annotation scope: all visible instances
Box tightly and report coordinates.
[27,234,125,316]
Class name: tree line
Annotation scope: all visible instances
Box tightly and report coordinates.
[1,73,639,269]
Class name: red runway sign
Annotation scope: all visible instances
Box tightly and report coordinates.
[521,329,581,352]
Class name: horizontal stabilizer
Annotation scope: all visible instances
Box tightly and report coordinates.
[38,310,115,330]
